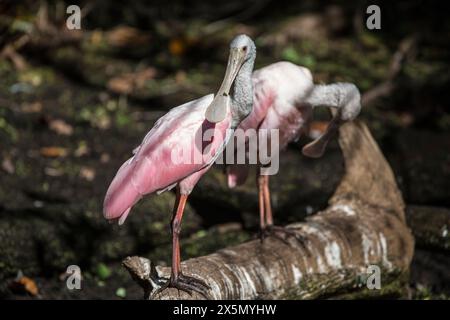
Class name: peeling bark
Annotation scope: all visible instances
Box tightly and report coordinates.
[123,121,414,299]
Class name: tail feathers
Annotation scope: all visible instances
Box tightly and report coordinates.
[103,156,141,223]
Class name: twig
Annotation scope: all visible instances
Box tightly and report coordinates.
[361,36,417,106]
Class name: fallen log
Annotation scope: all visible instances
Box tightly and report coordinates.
[123,121,414,299]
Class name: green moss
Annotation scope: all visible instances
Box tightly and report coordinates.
[281,269,410,300]
[335,270,410,300]
[0,117,18,142]
[96,263,112,280]
[182,229,251,258]
[18,67,55,87]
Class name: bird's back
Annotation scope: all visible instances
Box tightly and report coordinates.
[227,62,314,188]
[253,61,313,104]
[239,61,313,131]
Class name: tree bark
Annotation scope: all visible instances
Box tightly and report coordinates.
[123,121,414,299]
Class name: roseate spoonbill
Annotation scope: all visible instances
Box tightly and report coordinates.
[103,35,256,297]
[226,61,361,240]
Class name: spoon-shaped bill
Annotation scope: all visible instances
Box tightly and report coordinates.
[302,115,342,158]
[206,47,246,123]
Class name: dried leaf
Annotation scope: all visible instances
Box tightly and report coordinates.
[262,13,328,46]
[21,277,39,295]
[106,26,151,48]
[169,38,186,56]
[21,102,42,113]
[40,147,68,158]
[10,276,39,296]
[175,71,187,83]
[49,119,73,136]
[80,166,95,181]
[107,68,156,95]
[45,167,64,177]
[90,30,103,46]
[2,45,28,70]
[100,153,110,163]
[134,68,157,88]
[2,157,14,174]
[107,77,133,95]
[74,143,90,157]
[399,112,414,127]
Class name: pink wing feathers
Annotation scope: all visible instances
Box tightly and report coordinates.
[226,62,315,188]
[104,94,232,223]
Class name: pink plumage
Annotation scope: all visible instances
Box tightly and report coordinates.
[227,61,361,188]
[103,34,258,297]
[103,94,232,224]
[227,61,314,188]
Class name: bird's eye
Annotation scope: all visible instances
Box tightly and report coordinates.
[243,46,247,52]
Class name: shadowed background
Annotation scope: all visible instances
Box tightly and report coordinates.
[0,0,449,299]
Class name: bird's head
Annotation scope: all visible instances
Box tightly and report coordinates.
[205,34,256,123]
[229,34,256,64]
[302,84,361,158]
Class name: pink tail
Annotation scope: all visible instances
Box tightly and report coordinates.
[103,157,141,224]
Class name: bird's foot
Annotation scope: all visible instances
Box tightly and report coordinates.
[151,273,211,300]
[260,225,305,246]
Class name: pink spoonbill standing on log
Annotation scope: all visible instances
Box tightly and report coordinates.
[103,35,257,297]
[226,61,361,240]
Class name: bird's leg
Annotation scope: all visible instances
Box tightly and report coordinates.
[257,174,278,243]
[170,191,184,282]
[262,174,273,227]
[260,175,305,245]
[257,175,266,242]
[152,190,210,299]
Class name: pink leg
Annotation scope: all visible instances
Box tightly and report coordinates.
[258,175,303,245]
[258,175,266,232]
[153,188,210,298]
[170,191,186,280]
[262,175,273,227]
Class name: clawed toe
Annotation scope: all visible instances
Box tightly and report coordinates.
[150,279,170,299]
[260,225,305,246]
[150,274,211,300]
[177,274,210,298]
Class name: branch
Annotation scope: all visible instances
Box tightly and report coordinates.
[361,36,417,106]
[123,122,414,299]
